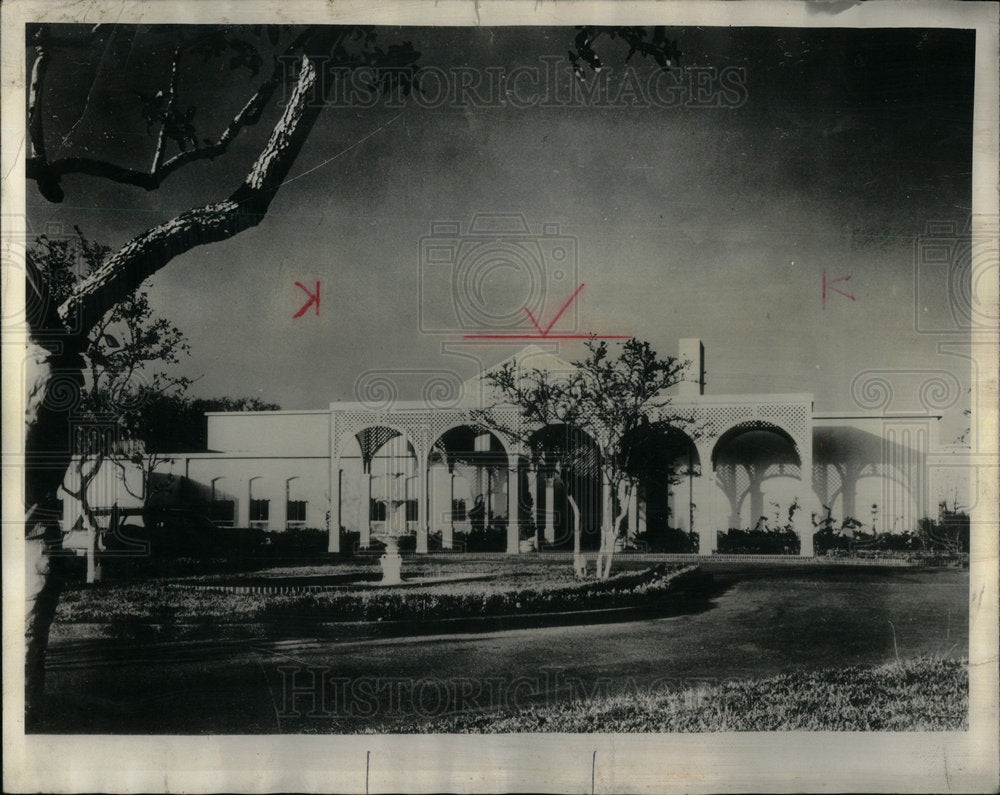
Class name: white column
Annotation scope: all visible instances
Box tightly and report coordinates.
[506,465,520,554]
[444,471,454,550]
[528,466,539,542]
[328,466,341,553]
[627,485,638,540]
[237,479,250,527]
[637,485,647,535]
[360,472,371,548]
[544,476,555,544]
[416,464,428,554]
[797,437,814,557]
[601,475,613,532]
[796,509,814,557]
[694,476,717,556]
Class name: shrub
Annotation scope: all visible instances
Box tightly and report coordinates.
[56,564,704,625]
[263,526,328,556]
[461,524,507,552]
[716,527,800,555]
[633,527,699,553]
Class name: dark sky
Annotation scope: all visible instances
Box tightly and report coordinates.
[28,25,976,437]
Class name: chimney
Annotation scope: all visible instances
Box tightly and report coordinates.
[678,338,704,396]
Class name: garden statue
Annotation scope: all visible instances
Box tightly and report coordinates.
[372,473,411,584]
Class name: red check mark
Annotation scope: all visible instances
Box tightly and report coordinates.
[525,283,586,337]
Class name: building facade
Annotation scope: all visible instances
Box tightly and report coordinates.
[62,341,955,556]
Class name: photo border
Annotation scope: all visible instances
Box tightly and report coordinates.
[2,1,997,792]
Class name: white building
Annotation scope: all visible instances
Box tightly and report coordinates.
[62,341,962,556]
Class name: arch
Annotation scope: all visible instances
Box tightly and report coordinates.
[615,423,702,538]
[711,421,802,531]
[711,420,801,470]
[429,420,517,462]
[526,423,603,549]
[427,423,516,548]
[337,424,418,472]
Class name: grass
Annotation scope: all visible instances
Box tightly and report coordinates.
[372,656,968,732]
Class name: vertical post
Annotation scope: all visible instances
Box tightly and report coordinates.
[797,432,814,557]
[416,463,428,554]
[444,470,454,550]
[328,465,341,553]
[627,486,638,540]
[506,463,520,554]
[237,478,250,527]
[360,472,371,548]
[694,476,716,556]
[795,507,814,557]
[544,475,556,544]
[528,466,539,545]
[637,484,647,535]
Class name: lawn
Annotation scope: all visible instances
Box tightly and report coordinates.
[371,656,968,732]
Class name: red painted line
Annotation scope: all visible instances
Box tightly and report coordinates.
[541,282,586,336]
[465,285,633,339]
[524,307,545,335]
[463,334,632,340]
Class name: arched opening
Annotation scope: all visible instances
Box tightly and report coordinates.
[712,422,801,530]
[526,424,602,550]
[620,423,701,551]
[339,426,418,549]
[428,425,510,551]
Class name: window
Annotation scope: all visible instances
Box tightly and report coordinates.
[210,500,235,528]
[405,500,418,522]
[249,499,270,529]
[286,500,307,529]
[452,498,467,521]
[370,499,387,522]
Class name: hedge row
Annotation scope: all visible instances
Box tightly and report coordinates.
[251,564,700,623]
[57,564,700,625]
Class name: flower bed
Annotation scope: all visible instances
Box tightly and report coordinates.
[55,564,698,625]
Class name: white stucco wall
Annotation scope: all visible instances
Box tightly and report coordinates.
[206,410,330,456]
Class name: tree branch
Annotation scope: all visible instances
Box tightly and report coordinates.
[58,33,336,338]
[27,29,314,199]
[150,47,181,174]
[27,27,49,163]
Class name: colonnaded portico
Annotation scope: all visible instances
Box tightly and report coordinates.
[62,341,942,557]
[321,342,883,558]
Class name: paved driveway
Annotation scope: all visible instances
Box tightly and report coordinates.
[38,565,968,733]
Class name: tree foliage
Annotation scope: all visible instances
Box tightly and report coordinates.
[475,336,696,578]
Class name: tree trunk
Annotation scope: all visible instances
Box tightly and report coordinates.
[603,508,628,579]
[24,339,83,726]
[25,535,67,732]
[21,35,337,726]
[568,494,585,577]
[75,456,105,584]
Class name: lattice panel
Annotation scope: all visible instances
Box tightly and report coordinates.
[333,406,531,462]
[812,463,843,506]
[334,400,811,466]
